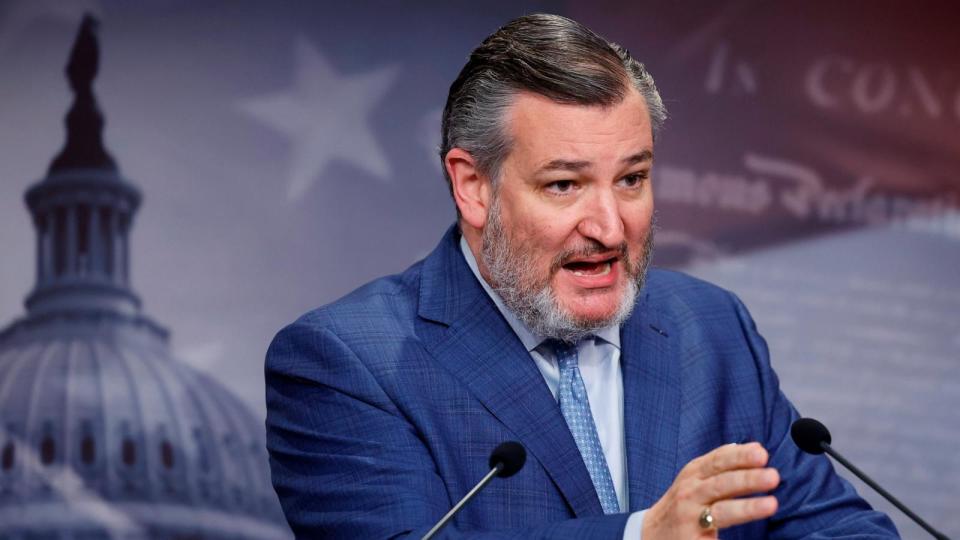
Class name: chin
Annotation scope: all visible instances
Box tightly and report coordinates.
[558,277,639,326]
[562,299,622,325]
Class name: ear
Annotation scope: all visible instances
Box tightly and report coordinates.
[445,147,492,230]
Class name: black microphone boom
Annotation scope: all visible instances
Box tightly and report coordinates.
[422,441,527,540]
[791,418,950,540]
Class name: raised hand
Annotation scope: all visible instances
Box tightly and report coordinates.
[641,442,780,539]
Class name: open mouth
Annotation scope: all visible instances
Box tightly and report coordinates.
[562,258,616,276]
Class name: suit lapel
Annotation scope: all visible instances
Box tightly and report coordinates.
[620,295,681,511]
[418,227,604,517]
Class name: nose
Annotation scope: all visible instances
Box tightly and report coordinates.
[576,187,624,248]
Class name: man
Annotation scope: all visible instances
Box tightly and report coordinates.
[265,14,897,539]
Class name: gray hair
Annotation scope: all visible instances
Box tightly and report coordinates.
[440,13,667,196]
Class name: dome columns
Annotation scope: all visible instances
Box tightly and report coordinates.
[31,184,135,285]
[24,173,142,318]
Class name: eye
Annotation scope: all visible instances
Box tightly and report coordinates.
[620,172,648,188]
[545,180,577,194]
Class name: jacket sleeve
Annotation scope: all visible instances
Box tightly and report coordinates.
[728,293,900,539]
[264,318,630,539]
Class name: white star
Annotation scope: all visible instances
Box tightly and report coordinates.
[239,36,399,201]
[420,107,443,173]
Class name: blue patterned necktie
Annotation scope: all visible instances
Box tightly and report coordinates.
[548,339,621,514]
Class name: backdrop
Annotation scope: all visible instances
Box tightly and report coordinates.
[0,1,957,538]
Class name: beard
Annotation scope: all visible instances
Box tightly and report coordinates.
[480,196,654,344]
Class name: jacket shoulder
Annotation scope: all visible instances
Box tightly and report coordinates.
[642,267,742,318]
[275,259,425,347]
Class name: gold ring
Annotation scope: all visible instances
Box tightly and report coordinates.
[698,506,716,530]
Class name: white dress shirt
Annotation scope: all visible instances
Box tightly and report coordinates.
[460,237,645,538]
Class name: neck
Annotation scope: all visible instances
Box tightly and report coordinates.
[459,220,493,284]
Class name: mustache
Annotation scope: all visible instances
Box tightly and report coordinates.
[550,239,629,272]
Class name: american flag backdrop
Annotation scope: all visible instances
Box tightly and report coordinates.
[0,1,957,537]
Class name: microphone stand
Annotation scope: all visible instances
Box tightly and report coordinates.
[422,463,503,540]
[820,442,950,540]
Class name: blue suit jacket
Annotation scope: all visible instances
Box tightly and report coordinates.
[265,226,897,538]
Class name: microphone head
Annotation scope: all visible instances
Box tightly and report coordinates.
[791,417,832,455]
[489,441,526,478]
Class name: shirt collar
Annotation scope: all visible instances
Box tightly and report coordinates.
[459,235,621,352]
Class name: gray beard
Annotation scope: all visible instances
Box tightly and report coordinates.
[480,197,653,344]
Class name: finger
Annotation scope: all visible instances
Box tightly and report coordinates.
[702,467,780,502]
[694,442,768,479]
[709,495,778,529]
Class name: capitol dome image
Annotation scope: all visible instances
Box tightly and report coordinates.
[0,16,291,539]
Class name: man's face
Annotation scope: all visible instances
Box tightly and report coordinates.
[479,88,655,342]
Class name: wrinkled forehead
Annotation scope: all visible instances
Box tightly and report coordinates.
[502,89,654,172]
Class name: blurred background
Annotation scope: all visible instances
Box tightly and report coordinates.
[0,1,956,538]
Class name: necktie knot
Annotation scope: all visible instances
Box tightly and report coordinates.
[544,339,578,370]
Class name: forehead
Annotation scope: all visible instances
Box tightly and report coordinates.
[504,89,653,169]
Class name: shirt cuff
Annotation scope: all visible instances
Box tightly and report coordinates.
[622,510,645,539]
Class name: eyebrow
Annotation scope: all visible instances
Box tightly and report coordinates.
[538,150,653,173]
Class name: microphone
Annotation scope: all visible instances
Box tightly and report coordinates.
[422,441,526,540]
[791,418,950,540]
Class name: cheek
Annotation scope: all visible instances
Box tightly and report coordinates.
[623,201,654,236]
[504,209,571,251]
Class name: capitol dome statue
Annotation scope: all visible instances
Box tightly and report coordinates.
[0,16,291,539]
